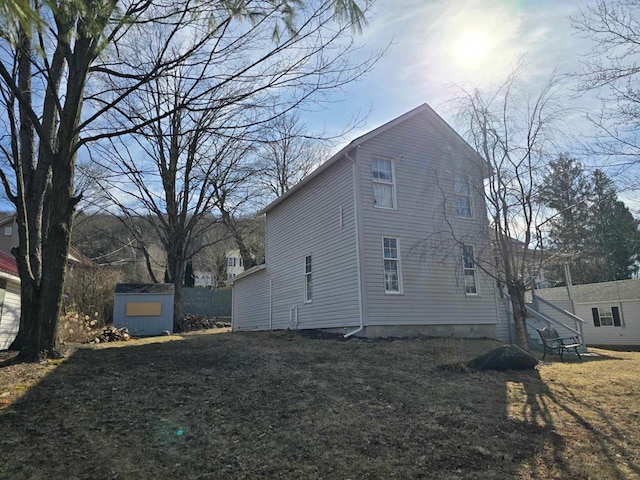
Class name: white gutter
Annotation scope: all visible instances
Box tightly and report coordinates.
[344,150,365,338]
[269,279,273,330]
[0,271,20,284]
[231,281,235,332]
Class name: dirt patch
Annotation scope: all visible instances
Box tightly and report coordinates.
[0,334,639,479]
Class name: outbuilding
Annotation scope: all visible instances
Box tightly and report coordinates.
[113,283,175,336]
[0,251,21,350]
[536,279,640,347]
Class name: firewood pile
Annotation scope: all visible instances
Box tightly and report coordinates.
[88,326,131,344]
[183,314,231,331]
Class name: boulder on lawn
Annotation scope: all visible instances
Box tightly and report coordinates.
[468,345,538,371]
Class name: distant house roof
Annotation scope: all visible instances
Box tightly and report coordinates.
[260,103,487,215]
[0,215,15,228]
[67,245,96,267]
[537,279,640,303]
[0,250,19,278]
[115,283,175,294]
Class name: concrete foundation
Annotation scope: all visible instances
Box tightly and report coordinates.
[328,324,497,339]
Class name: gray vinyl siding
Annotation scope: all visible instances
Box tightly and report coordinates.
[577,301,640,346]
[495,297,512,342]
[356,112,499,327]
[265,157,360,330]
[0,280,20,350]
[232,268,270,331]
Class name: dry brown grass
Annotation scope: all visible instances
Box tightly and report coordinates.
[0,331,638,479]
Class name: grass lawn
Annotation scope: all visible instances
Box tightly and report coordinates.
[0,330,639,479]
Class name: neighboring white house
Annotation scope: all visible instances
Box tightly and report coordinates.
[232,104,511,339]
[535,279,640,347]
[0,250,21,350]
[194,270,215,288]
[226,249,246,281]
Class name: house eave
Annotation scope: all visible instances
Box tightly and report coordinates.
[230,263,267,284]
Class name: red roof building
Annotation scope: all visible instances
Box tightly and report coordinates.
[0,250,19,277]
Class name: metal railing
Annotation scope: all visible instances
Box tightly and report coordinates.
[504,292,586,349]
[531,294,585,348]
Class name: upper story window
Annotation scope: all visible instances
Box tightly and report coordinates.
[462,244,478,295]
[304,255,312,302]
[382,237,402,294]
[227,257,236,267]
[372,158,396,209]
[592,306,622,327]
[454,174,473,218]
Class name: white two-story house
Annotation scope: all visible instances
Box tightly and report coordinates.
[232,104,509,340]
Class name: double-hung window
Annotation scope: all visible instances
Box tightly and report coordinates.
[462,244,478,295]
[372,158,396,209]
[304,255,312,303]
[382,237,402,293]
[592,306,621,327]
[454,174,473,218]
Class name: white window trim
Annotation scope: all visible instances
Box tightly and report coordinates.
[595,305,622,327]
[304,254,312,303]
[382,236,403,294]
[462,244,479,296]
[372,157,397,210]
[454,174,473,219]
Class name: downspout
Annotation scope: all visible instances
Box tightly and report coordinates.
[344,150,365,338]
[231,282,235,332]
[269,278,273,330]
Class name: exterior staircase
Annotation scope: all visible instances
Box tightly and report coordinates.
[506,292,587,353]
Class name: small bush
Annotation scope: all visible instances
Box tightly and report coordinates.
[58,311,102,344]
[63,264,124,326]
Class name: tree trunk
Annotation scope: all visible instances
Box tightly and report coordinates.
[166,247,186,332]
[508,282,530,351]
[16,151,75,361]
[173,280,184,333]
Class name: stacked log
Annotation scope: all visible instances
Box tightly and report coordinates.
[89,326,131,344]
[183,314,231,331]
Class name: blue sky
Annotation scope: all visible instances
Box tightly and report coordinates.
[316,0,590,133]
[308,0,640,210]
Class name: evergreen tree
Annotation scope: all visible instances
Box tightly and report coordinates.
[539,162,640,284]
[587,170,640,282]
[538,156,593,284]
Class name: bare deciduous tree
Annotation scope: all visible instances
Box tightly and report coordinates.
[451,64,567,349]
[90,1,378,329]
[0,0,208,360]
[0,0,374,360]
[572,0,640,181]
[257,113,329,199]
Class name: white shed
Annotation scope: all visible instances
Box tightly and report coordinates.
[0,251,21,350]
[113,283,175,336]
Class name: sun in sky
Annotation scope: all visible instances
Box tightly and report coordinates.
[453,29,492,68]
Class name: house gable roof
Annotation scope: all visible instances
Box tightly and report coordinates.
[261,103,486,215]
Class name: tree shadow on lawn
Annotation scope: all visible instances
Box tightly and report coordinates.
[0,333,635,479]
[533,349,627,364]
[508,367,639,479]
